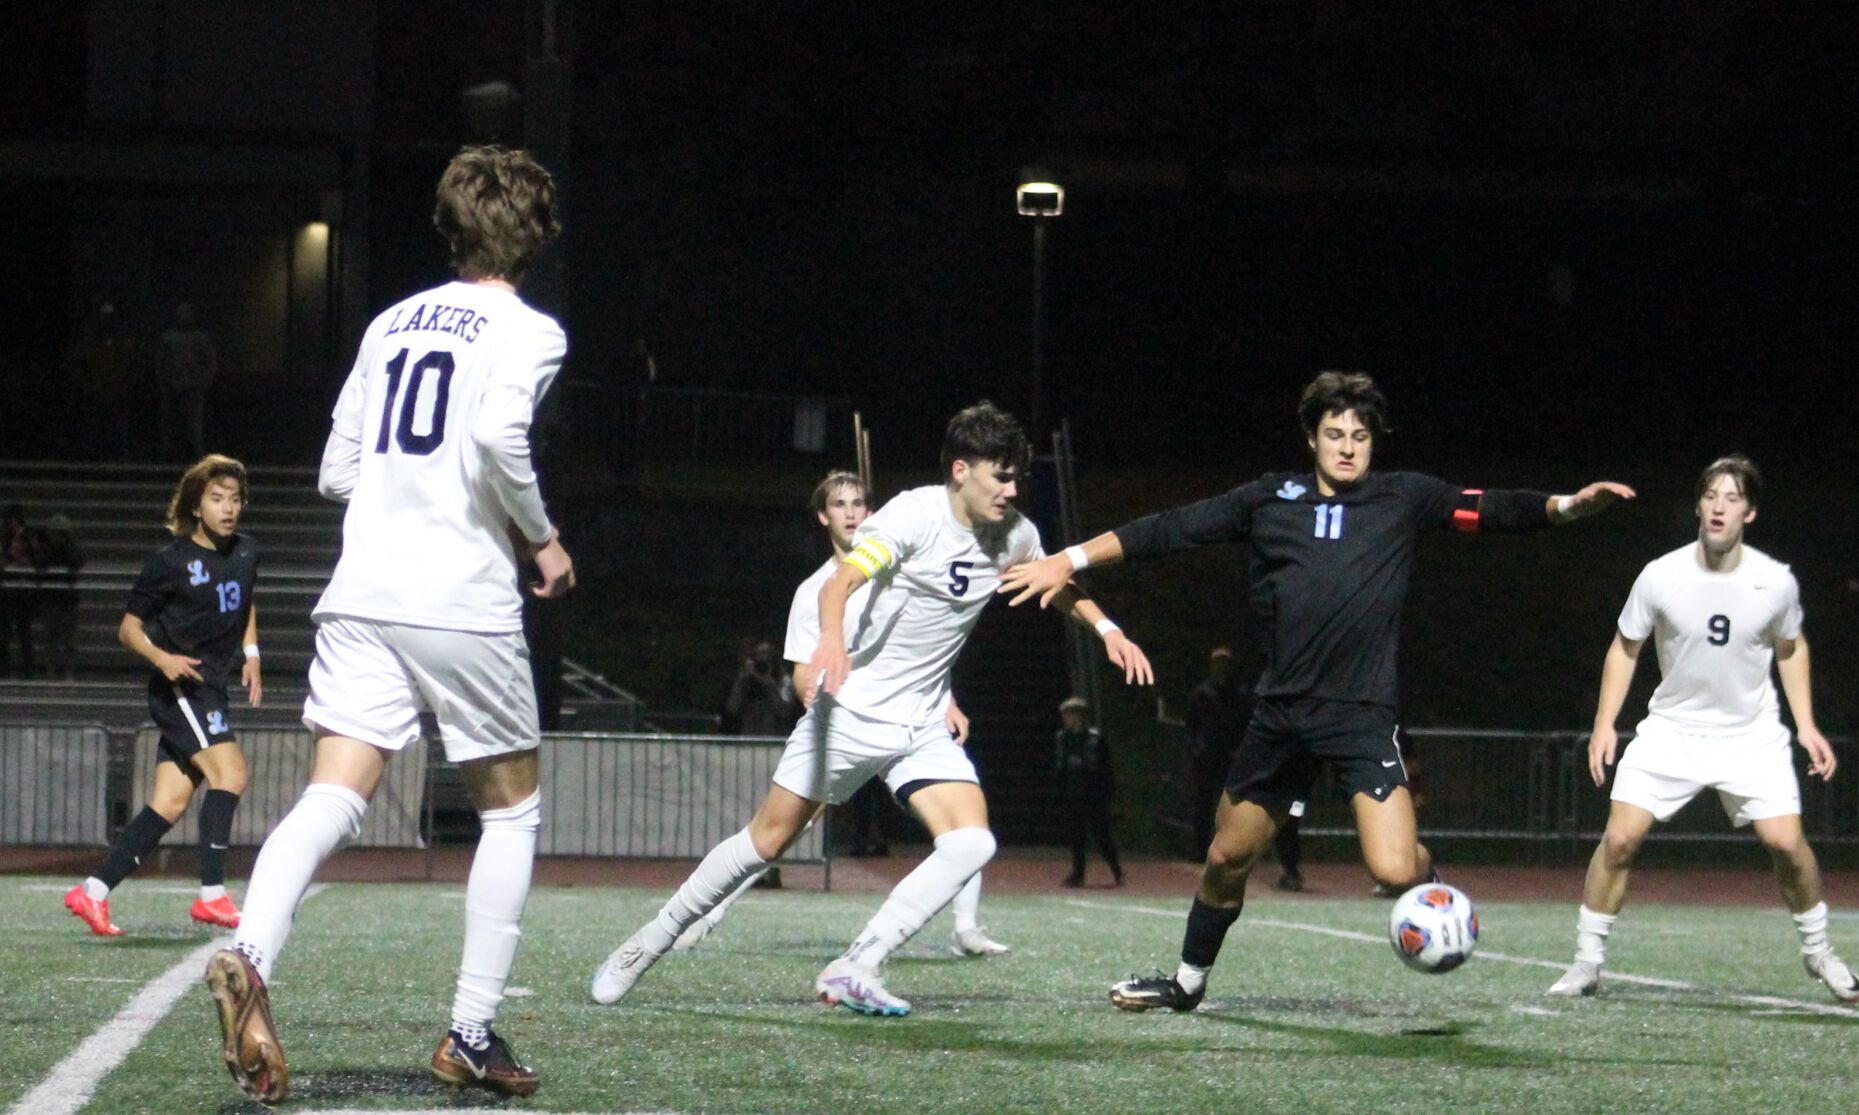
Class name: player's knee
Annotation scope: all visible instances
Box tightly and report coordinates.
[934,826,996,875]
[1600,828,1644,869]
[302,782,367,842]
[208,765,248,796]
[1760,828,1806,862]
[150,791,190,822]
[479,789,541,834]
[1365,853,1419,889]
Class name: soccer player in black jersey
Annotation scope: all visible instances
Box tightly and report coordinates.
[1000,371,1634,1011]
[65,455,261,937]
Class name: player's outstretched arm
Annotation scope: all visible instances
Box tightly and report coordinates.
[1776,634,1836,781]
[1548,481,1637,525]
[1588,630,1642,785]
[1050,585,1154,686]
[808,560,869,697]
[241,604,263,707]
[1000,532,1124,609]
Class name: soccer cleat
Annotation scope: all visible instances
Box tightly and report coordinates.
[950,927,1012,957]
[1545,960,1601,997]
[815,958,911,1017]
[1804,950,1859,1003]
[64,885,123,937]
[1109,972,1204,1013]
[191,895,242,930]
[431,1028,541,1097]
[1274,872,1305,893]
[672,915,719,952]
[590,930,663,1005]
[204,948,288,1104]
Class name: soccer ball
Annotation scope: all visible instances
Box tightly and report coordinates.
[1388,883,1478,973]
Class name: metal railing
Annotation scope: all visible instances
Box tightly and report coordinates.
[0,720,827,872]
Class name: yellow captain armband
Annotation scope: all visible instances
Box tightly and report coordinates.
[844,537,895,579]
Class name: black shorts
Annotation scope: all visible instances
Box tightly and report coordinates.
[1225,697,1406,809]
[147,675,237,765]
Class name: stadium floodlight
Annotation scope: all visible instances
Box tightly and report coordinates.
[1016,179,1064,218]
[1016,170,1062,435]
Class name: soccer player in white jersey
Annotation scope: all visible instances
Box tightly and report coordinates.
[203,147,576,1103]
[1547,456,1855,1001]
[594,403,1151,1015]
[675,471,1011,958]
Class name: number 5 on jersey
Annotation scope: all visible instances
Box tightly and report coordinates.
[375,348,456,456]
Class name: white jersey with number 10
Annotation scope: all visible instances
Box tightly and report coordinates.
[314,280,565,634]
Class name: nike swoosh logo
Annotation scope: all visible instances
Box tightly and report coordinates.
[458,1048,489,1079]
[1381,760,1399,767]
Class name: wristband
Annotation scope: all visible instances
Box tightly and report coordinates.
[1065,545,1090,571]
[1555,495,1575,517]
[243,644,260,660]
[1094,618,1120,637]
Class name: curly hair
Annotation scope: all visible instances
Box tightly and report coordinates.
[1298,370,1390,438]
[433,146,562,283]
[167,454,248,536]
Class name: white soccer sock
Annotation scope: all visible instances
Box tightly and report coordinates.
[200,884,226,902]
[951,870,983,934]
[1175,962,1210,995]
[1793,901,1831,957]
[232,783,366,983]
[705,868,766,928]
[1574,904,1616,966]
[844,827,996,968]
[642,828,769,953]
[82,876,109,901]
[451,790,540,1031]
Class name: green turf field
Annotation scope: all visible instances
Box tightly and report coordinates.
[5,876,1856,1114]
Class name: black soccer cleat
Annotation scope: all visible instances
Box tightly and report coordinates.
[1109,972,1205,1013]
[431,1028,541,1097]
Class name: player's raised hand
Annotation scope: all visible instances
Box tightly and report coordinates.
[160,652,203,685]
[1799,727,1838,781]
[1561,481,1637,521]
[530,532,576,598]
[1103,630,1154,686]
[810,639,852,697]
[998,554,1073,608]
[1587,725,1619,787]
[242,656,263,707]
[946,702,971,745]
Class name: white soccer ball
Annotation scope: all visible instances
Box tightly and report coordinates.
[1388,883,1479,973]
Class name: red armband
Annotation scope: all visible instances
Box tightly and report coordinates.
[1451,489,1483,533]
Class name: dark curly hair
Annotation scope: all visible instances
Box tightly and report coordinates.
[1298,370,1390,438]
[941,401,1032,478]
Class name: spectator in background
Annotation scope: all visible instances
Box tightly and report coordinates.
[2,504,40,677]
[157,302,218,461]
[72,303,137,461]
[724,639,792,735]
[37,513,85,681]
[1056,696,1125,887]
[1185,647,1249,852]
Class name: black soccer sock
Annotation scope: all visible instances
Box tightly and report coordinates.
[95,807,176,890]
[1181,897,1244,969]
[198,789,240,888]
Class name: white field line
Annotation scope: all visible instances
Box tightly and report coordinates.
[9,884,328,1115]
[1064,898,1859,1020]
[23,884,202,895]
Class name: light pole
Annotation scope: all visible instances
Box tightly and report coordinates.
[1016,173,1063,438]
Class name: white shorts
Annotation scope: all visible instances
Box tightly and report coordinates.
[1611,716,1800,827]
[302,617,540,764]
[771,700,979,806]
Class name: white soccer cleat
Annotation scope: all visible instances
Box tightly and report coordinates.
[1544,960,1600,997]
[590,931,663,1005]
[814,958,911,1017]
[672,915,718,952]
[950,927,1011,957]
[1804,950,1859,1003]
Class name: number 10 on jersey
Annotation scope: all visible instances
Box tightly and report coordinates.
[375,348,456,456]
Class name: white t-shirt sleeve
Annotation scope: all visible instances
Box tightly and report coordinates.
[1616,565,1657,642]
[1771,571,1804,640]
[784,575,822,664]
[318,345,372,502]
[1014,518,1046,565]
[470,317,566,546]
[845,490,936,579]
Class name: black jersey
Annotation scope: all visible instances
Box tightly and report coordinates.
[1114,470,1548,708]
[125,534,259,687]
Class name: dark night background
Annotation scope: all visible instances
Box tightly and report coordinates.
[2,3,1853,771]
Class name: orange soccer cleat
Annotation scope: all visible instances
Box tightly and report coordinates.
[191,895,242,929]
[64,885,124,937]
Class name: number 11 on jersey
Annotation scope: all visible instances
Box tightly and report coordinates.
[1314,504,1344,540]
